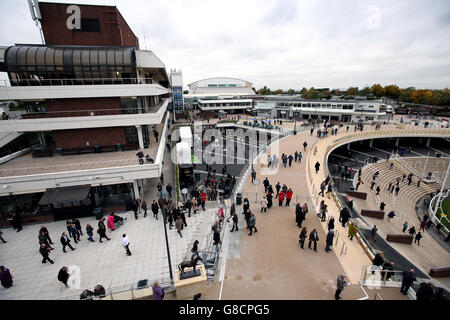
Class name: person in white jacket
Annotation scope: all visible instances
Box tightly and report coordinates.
[260,197,268,213]
[122,234,131,256]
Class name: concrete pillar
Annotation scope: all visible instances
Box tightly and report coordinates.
[369,139,373,147]
[347,143,351,150]
[395,138,400,147]
[136,126,144,149]
[133,180,140,200]
[419,137,423,144]
[426,138,431,147]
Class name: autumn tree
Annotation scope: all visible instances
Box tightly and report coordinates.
[371,84,385,97]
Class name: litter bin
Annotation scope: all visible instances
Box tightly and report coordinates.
[236,192,242,205]
[93,207,103,220]
[294,130,297,135]
[94,145,101,153]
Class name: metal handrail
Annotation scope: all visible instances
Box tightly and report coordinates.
[1,77,165,87]
[1,100,169,120]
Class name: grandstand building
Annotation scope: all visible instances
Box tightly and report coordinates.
[0,2,171,223]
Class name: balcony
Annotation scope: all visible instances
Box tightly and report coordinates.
[0,78,171,101]
[0,112,170,196]
[0,98,170,132]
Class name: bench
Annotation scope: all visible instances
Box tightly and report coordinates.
[361,209,385,219]
[429,267,450,278]
[386,234,413,244]
[79,147,96,154]
[62,148,80,156]
[101,145,118,153]
[121,144,138,151]
[347,190,367,200]
[32,149,53,158]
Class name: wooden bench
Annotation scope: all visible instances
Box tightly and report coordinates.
[361,209,385,219]
[386,234,413,244]
[347,190,367,200]
[429,267,450,278]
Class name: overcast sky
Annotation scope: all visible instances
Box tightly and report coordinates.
[1,0,449,90]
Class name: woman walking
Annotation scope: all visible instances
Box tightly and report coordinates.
[97,218,111,243]
[299,227,307,249]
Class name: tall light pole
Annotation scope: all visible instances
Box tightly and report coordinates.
[419,152,430,184]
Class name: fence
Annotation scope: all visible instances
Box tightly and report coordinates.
[428,190,450,238]
[0,77,162,87]
[61,275,173,300]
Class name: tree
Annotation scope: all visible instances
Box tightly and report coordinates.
[371,84,385,97]
[275,89,284,95]
[346,87,358,96]
[300,87,308,98]
[384,85,402,99]
[287,89,295,95]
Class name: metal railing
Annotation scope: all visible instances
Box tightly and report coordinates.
[62,276,174,300]
[1,77,163,87]
[429,190,450,238]
[1,100,168,121]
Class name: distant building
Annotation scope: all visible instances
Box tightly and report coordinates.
[170,69,184,112]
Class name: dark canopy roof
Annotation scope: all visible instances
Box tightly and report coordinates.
[39,185,91,206]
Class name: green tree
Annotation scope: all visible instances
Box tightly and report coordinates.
[275,89,284,95]
[287,88,295,95]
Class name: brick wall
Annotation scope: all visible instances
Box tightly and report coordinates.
[53,127,126,149]
[39,3,139,49]
[46,97,122,116]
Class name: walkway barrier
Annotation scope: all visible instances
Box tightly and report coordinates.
[428,190,450,238]
[62,277,173,300]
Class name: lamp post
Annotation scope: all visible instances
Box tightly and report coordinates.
[158,191,174,284]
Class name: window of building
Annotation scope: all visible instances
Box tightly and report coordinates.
[75,18,101,33]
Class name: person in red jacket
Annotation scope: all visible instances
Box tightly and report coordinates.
[200,191,207,211]
[278,191,285,207]
[285,188,293,207]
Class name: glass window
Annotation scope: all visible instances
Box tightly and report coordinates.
[36,47,46,65]
[17,47,28,66]
[115,50,123,65]
[45,48,55,66]
[81,49,90,65]
[107,50,116,65]
[90,49,98,65]
[54,49,63,66]
[98,50,107,65]
[123,50,132,65]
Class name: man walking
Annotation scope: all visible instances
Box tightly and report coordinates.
[335,275,348,300]
[315,161,320,174]
[60,232,76,252]
[248,213,258,236]
[371,225,378,242]
[400,269,416,295]
[303,141,308,152]
[251,169,256,183]
[325,230,335,253]
[122,234,132,256]
[228,211,239,232]
[308,229,319,252]
[86,224,95,242]
[39,243,54,264]
[275,182,281,198]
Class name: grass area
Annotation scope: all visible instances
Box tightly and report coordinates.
[433,197,450,230]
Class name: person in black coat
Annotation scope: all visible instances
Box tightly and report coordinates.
[151,200,159,219]
[400,269,416,295]
[58,266,70,288]
[40,226,53,244]
[39,243,54,264]
[60,232,75,253]
[328,217,335,232]
[325,230,334,253]
[12,212,23,232]
[340,207,351,227]
[416,282,434,301]
[73,219,83,236]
